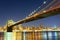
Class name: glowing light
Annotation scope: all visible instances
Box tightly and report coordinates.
[4,32,14,40]
[54,25,57,28]
[43,10,46,13]
[55,32,58,40]
[43,1,46,4]
[48,32,52,40]
[43,32,47,40]
[24,31,26,40]
[28,10,36,16]
[24,30,27,32]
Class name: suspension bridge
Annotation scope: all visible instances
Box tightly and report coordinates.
[7,0,60,32]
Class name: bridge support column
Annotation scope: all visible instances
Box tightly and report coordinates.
[7,27,13,32]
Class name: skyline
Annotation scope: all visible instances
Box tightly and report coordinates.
[0,0,60,27]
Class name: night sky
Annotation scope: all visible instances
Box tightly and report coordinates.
[0,0,60,27]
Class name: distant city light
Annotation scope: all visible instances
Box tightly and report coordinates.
[54,25,57,28]
[24,30,27,32]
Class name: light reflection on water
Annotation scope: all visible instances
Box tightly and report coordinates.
[0,31,60,40]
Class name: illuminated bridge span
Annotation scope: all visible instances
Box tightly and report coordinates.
[7,5,60,32]
[19,5,60,23]
[7,0,60,32]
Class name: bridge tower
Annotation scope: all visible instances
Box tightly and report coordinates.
[7,20,15,32]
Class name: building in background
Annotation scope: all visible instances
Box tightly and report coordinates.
[0,20,60,40]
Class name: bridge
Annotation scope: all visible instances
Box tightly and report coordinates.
[7,0,60,32]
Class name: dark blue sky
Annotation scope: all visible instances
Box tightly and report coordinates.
[0,0,60,27]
